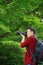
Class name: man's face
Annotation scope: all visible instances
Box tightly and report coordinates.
[26,29,34,38]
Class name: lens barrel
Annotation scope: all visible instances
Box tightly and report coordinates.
[16,31,27,36]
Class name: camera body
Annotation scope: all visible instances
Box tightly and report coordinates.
[17,31,27,37]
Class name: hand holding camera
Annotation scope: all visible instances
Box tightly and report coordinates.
[16,31,27,37]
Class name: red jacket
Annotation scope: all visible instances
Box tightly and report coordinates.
[20,36,37,65]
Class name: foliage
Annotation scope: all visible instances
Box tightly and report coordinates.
[0,0,43,65]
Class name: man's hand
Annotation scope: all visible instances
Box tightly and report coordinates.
[20,33,25,43]
[20,33,25,38]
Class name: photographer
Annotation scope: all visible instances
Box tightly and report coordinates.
[20,27,37,65]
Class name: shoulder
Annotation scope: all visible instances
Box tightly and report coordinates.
[28,36,37,42]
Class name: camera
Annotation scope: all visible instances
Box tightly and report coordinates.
[16,31,27,37]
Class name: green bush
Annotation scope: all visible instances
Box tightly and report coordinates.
[0,41,25,65]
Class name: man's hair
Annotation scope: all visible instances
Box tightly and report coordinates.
[27,26,36,34]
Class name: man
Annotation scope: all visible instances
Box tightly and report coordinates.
[20,27,37,65]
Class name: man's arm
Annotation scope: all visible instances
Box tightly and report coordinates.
[20,36,37,48]
[20,33,27,47]
[21,36,25,43]
[20,33,30,48]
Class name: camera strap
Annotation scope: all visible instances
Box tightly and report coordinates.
[29,46,33,57]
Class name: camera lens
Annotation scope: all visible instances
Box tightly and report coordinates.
[16,31,21,35]
[16,31,27,37]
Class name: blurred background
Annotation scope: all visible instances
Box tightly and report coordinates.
[0,0,43,65]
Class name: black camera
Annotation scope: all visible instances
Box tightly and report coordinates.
[16,31,27,37]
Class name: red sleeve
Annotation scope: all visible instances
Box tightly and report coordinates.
[20,36,37,48]
[20,37,32,48]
